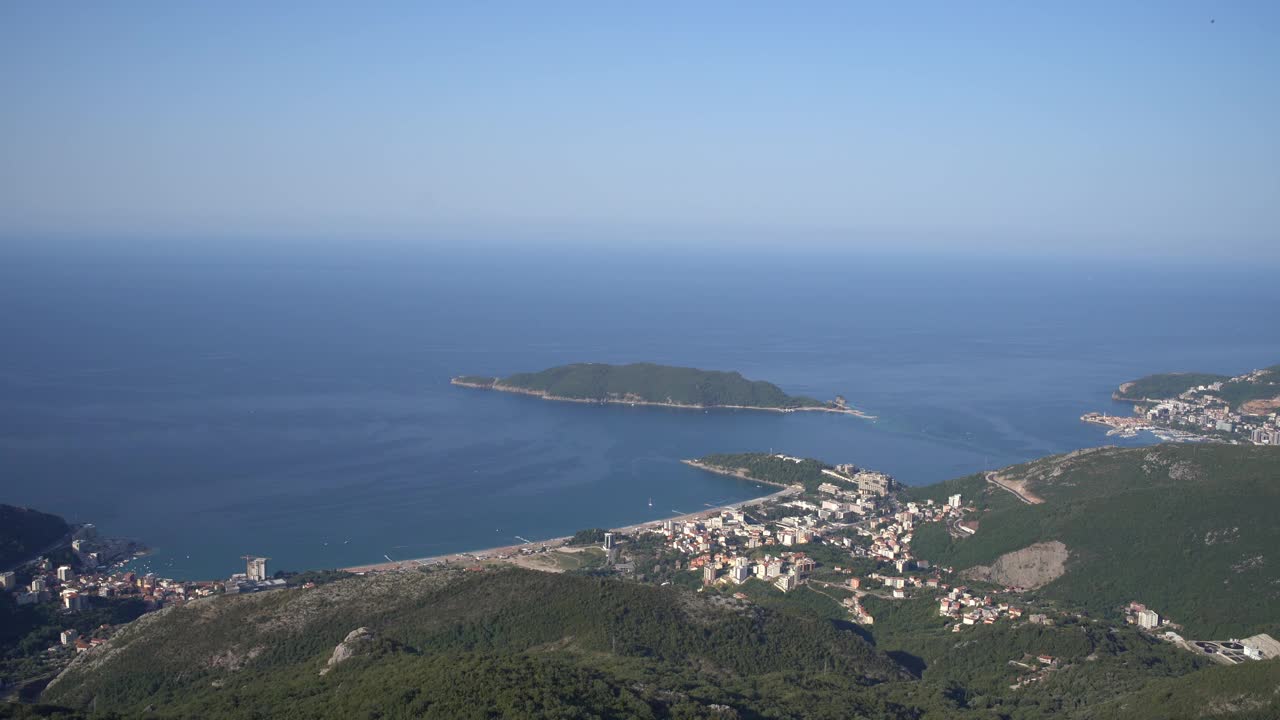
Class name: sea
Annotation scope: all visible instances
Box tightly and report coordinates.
[3,242,1278,580]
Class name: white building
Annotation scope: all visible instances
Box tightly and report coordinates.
[0,571,15,590]
[57,566,75,583]
[1137,609,1160,629]
[60,629,79,646]
[245,556,269,582]
[948,494,962,509]
[61,590,84,611]
[1241,633,1280,660]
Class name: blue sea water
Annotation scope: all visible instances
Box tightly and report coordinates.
[2,243,1278,579]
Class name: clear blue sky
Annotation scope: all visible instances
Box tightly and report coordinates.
[2,2,1277,258]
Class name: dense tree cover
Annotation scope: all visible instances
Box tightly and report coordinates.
[1114,365,1280,411]
[567,528,609,546]
[863,595,1213,719]
[694,453,832,493]
[34,565,1277,720]
[43,568,905,717]
[909,445,1280,638]
[903,473,990,508]
[0,705,100,719]
[271,569,355,586]
[1215,364,1280,410]
[1113,372,1231,400]
[0,505,69,570]
[0,595,146,692]
[30,555,1280,719]
[492,363,826,408]
[1088,655,1280,720]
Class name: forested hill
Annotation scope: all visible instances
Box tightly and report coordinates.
[1114,364,1280,411]
[0,505,70,570]
[42,567,905,718]
[1113,372,1232,401]
[909,444,1280,638]
[691,452,834,492]
[455,362,830,409]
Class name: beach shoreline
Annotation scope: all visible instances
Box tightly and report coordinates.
[343,471,799,573]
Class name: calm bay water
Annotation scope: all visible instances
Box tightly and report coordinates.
[3,244,1278,579]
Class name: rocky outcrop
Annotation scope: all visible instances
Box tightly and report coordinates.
[320,627,376,676]
[965,541,1069,590]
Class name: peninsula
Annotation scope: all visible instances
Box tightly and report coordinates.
[1083,364,1280,444]
[452,362,874,417]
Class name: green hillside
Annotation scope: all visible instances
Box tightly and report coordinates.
[909,445,1280,638]
[1114,373,1230,401]
[1217,365,1280,410]
[0,505,70,571]
[33,562,1279,720]
[693,452,834,492]
[25,446,1280,719]
[43,567,906,718]
[1113,365,1280,411]
[463,362,828,408]
[1088,655,1280,720]
[866,595,1211,718]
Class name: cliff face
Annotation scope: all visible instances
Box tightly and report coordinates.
[320,627,377,675]
[964,541,1069,589]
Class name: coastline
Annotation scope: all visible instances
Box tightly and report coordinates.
[678,459,790,488]
[343,466,799,574]
[451,377,876,419]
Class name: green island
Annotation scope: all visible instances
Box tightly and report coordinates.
[8,445,1280,719]
[452,362,872,417]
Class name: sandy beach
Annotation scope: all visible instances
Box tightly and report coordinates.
[343,475,799,573]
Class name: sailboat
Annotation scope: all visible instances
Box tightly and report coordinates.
[648,497,653,508]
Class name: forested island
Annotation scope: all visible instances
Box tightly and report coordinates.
[453,362,872,417]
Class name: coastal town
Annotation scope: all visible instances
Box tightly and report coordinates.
[0,524,306,698]
[641,455,1027,631]
[1083,367,1280,445]
[0,453,1026,689]
[8,449,1279,703]
[563,453,1278,673]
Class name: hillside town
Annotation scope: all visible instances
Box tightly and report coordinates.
[631,455,1026,631]
[1,522,292,696]
[1083,370,1280,445]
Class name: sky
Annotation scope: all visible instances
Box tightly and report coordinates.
[1,2,1278,258]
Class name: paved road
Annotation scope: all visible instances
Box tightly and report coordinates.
[985,471,1040,505]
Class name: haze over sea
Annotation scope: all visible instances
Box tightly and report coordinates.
[3,243,1278,580]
